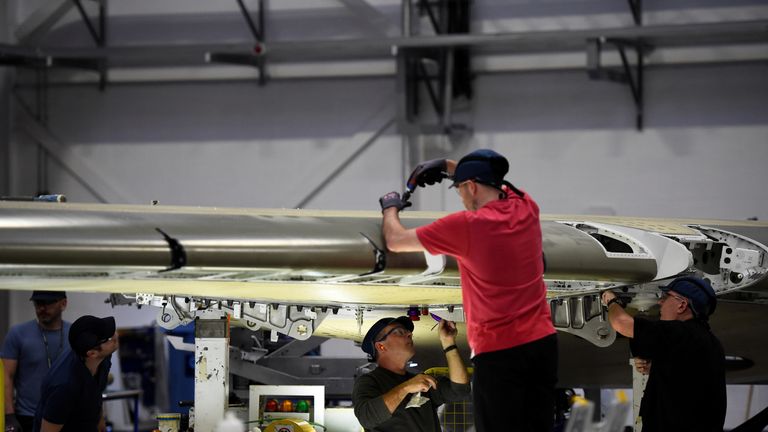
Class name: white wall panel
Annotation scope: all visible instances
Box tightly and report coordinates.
[11,64,767,219]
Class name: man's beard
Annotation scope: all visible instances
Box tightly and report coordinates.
[38,311,60,326]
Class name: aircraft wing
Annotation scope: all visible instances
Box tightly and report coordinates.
[1,201,767,349]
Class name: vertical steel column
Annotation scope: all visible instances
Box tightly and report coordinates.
[0,4,11,198]
[628,0,643,26]
[442,48,455,132]
[73,0,108,89]
[636,47,644,130]
[194,317,230,432]
[399,0,417,190]
[35,67,49,195]
[98,0,107,90]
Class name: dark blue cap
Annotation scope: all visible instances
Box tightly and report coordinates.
[361,316,414,360]
[450,149,509,189]
[29,291,67,302]
[69,315,116,356]
[660,276,717,318]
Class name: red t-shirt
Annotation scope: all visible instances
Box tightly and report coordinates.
[416,188,555,356]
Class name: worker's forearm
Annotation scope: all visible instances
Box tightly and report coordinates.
[98,409,107,432]
[381,382,411,413]
[382,210,423,252]
[41,419,64,432]
[607,304,634,338]
[444,350,469,384]
[382,210,405,245]
[3,372,14,414]
[4,388,13,414]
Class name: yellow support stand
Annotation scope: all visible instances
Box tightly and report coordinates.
[264,418,315,432]
[1,359,5,431]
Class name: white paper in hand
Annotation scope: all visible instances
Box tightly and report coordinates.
[406,392,430,409]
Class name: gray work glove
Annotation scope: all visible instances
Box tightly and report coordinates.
[5,413,23,432]
[379,191,412,212]
[406,158,448,190]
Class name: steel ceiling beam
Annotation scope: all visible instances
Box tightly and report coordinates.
[1,20,765,67]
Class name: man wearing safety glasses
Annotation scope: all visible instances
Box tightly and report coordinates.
[352,316,470,431]
[378,149,557,432]
[602,276,725,431]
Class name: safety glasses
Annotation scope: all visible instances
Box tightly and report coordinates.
[376,326,411,342]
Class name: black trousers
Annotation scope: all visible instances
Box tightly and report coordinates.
[16,414,34,432]
[472,333,558,432]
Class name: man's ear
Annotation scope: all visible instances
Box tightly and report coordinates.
[467,181,478,195]
[85,347,99,359]
[61,299,68,310]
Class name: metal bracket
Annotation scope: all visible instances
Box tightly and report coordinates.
[127,293,330,340]
[550,294,616,347]
[239,303,329,340]
[587,37,652,131]
[155,227,187,272]
[207,0,267,85]
[72,0,108,90]
[628,0,642,26]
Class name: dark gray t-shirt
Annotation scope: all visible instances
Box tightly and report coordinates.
[352,367,471,432]
[0,320,71,416]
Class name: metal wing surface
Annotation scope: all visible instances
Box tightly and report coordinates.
[1,201,767,351]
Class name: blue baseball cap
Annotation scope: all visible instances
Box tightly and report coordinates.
[450,149,509,189]
[361,316,414,360]
[660,276,717,318]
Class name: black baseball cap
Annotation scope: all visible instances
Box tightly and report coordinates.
[361,316,414,360]
[29,291,67,302]
[450,149,509,189]
[69,315,116,356]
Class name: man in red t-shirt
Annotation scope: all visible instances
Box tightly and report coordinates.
[379,149,558,432]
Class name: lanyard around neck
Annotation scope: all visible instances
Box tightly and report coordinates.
[39,324,64,369]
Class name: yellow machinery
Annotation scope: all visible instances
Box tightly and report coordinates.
[1,359,4,431]
[424,367,474,432]
[264,418,316,432]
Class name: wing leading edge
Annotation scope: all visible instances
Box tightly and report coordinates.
[1,201,767,347]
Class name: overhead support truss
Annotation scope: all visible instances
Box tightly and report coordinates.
[70,0,108,90]
[206,0,268,86]
[587,37,652,131]
[0,0,108,90]
[399,0,472,136]
[628,0,643,26]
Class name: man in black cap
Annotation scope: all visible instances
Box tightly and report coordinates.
[2,291,70,432]
[602,276,726,431]
[378,149,557,431]
[352,316,470,431]
[33,315,118,432]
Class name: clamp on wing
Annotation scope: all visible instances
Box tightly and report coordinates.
[155,227,187,272]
